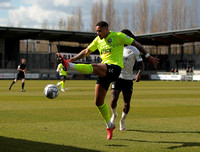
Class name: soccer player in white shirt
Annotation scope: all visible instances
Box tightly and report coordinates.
[110,29,145,131]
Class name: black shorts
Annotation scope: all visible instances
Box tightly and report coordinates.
[111,78,133,94]
[96,64,121,90]
[16,73,25,80]
[60,75,66,80]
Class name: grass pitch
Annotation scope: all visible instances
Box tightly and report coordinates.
[0,80,200,152]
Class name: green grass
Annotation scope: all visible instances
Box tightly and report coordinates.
[0,80,200,152]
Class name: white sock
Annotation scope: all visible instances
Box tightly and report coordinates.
[57,82,61,87]
[68,62,76,70]
[121,111,127,121]
[106,121,112,128]
[111,108,118,117]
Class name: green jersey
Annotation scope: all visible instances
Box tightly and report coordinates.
[88,31,134,68]
[57,63,67,76]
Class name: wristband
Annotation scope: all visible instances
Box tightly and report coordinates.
[145,53,150,58]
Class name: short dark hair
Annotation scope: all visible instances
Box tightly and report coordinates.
[121,29,135,39]
[96,21,109,27]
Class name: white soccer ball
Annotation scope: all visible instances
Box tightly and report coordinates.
[44,84,59,99]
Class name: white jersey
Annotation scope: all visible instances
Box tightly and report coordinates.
[119,46,143,80]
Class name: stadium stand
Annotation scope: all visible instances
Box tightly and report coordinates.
[0,26,200,80]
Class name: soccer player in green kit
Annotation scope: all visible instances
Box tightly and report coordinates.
[57,21,159,140]
[56,61,67,92]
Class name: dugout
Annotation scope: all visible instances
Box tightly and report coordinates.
[0,26,96,70]
[0,26,200,76]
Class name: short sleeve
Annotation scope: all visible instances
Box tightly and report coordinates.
[117,32,134,45]
[56,64,60,72]
[88,37,98,53]
[58,64,62,69]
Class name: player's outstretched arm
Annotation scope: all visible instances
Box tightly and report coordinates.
[70,48,91,62]
[131,40,159,69]
[135,61,145,82]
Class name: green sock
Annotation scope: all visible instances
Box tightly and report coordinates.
[75,64,93,74]
[61,81,65,89]
[98,103,110,123]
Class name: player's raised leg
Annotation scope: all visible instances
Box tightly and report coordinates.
[57,53,108,76]
[56,53,94,74]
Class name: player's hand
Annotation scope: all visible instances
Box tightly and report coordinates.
[68,59,73,63]
[147,56,159,69]
[135,74,141,82]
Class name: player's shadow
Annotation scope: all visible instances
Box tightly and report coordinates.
[119,129,200,149]
[126,129,200,134]
[117,139,200,150]
[105,144,128,147]
[0,136,101,152]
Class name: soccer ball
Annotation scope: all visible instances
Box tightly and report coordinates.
[44,84,59,99]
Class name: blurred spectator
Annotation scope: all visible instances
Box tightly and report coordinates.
[186,68,189,75]
[170,67,174,74]
[174,68,179,75]
[63,55,67,60]
[186,67,193,75]
[170,68,174,72]
[189,67,193,75]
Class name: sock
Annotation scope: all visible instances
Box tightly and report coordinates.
[57,81,62,86]
[22,82,25,89]
[98,103,111,128]
[68,62,76,69]
[10,81,15,88]
[121,111,127,121]
[111,108,118,117]
[69,63,93,74]
[61,81,65,89]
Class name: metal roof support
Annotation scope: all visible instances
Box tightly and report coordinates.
[193,42,196,55]
[156,46,158,56]
[58,41,61,53]
[180,44,184,61]
[0,39,5,68]
[168,45,171,69]
[48,42,52,69]
[26,39,29,68]
[193,43,195,68]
